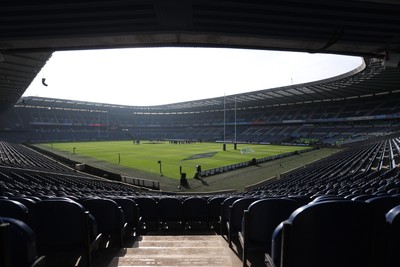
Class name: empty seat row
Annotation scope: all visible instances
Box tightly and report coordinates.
[267,200,400,267]
[0,197,136,267]
[233,195,400,267]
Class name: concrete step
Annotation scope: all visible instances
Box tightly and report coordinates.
[139,235,221,242]
[110,256,232,266]
[118,247,228,257]
[108,235,242,267]
[134,240,223,248]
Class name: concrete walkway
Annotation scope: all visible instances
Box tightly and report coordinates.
[108,235,243,267]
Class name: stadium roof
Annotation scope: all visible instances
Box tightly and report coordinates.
[18,57,400,112]
[2,0,400,110]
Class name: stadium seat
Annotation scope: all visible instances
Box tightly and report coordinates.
[112,197,140,238]
[0,217,45,267]
[134,197,158,233]
[0,199,30,226]
[385,205,400,267]
[287,195,311,206]
[81,198,127,248]
[219,196,241,235]
[270,221,284,267]
[182,197,209,230]
[9,196,36,210]
[275,200,385,267]
[157,197,183,231]
[365,195,400,215]
[32,199,102,267]
[311,195,345,203]
[351,194,373,201]
[207,196,226,232]
[239,198,299,267]
[226,197,257,247]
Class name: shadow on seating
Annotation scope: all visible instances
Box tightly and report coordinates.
[239,198,300,267]
[183,197,209,230]
[32,199,102,267]
[81,198,127,249]
[270,200,385,267]
[386,204,400,267]
[0,216,45,267]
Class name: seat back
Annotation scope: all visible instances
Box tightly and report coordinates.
[245,198,299,253]
[134,197,158,232]
[157,197,183,230]
[229,197,257,233]
[81,198,124,235]
[0,217,40,267]
[0,199,30,225]
[207,196,226,221]
[183,197,208,222]
[134,197,158,222]
[366,195,400,215]
[32,199,90,253]
[221,197,241,221]
[311,195,345,203]
[386,205,400,267]
[281,200,385,267]
[271,222,284,267]
[112,197,139,228]
[9,197,36,210]
[157,197,183,222]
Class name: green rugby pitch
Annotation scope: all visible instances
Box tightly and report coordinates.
[43,141,309,180]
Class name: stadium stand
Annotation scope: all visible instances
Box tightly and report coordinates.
[1,1,400,266]
[0,58,399,147]
[0,132,399,265]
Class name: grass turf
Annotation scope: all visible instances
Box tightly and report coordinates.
[42,141,309,179]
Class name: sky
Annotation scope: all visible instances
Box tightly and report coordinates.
[23,47,363,106]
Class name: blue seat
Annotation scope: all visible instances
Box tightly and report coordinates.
[112,197,140,238]
[219,196,241,235]
[207,196,226,232]
[226,197,257,247]
[134,197,158,233]
[0,199,30,226]
[239,198,299,267]
[311,195,345,203]
[385,205,400,267]
[81,198,127,248]
[157,197,183,231]
[0,217,45,267]
[287,195,311,206]
[9,197,36,210]
[32,199,102,267]
[365,195,400,215]
[271,222,284,267]
[183,197,209,230]
[277,200,385,267]
[351,194,373,201]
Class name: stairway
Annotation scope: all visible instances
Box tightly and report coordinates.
[108,235,242,267]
